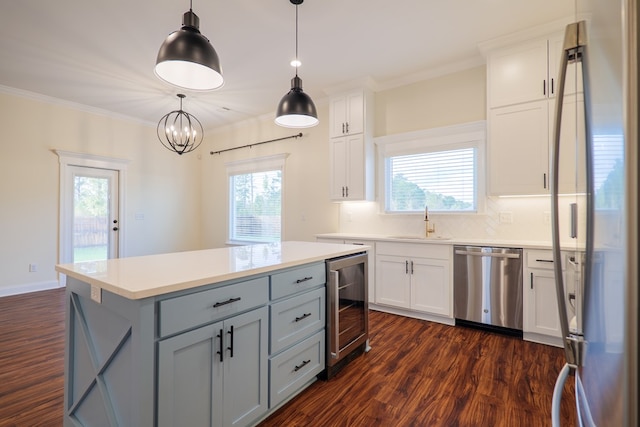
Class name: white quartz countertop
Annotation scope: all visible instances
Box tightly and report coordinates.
[316,233,582,251]
[55,241,369,300]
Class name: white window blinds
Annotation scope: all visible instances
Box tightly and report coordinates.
[386,148,476,212]
[226,154,287,243]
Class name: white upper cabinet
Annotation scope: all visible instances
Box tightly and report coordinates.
[488,100,550,195]
[488,38,552,108]
[484,23,583,196]
[328,89,374,201]
[329,91,365,138]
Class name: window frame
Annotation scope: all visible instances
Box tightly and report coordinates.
[225,153,288,245]
[375,121,486,215]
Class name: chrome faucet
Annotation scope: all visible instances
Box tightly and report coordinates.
[424,206,436,237]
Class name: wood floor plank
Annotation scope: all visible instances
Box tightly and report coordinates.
[0,289,576,426]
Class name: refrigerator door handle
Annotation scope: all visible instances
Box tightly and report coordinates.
[551,20,590,370]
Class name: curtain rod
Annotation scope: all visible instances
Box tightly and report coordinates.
[209,133,303,155]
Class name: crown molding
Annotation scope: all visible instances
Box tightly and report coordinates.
[0,84,156,128]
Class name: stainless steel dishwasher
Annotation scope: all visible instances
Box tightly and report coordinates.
[453,246,523,333]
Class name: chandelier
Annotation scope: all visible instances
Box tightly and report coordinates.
[157,94,204,155]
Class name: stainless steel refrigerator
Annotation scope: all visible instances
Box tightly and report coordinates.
[550,0,638,426]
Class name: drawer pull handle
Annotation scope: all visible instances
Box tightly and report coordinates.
[295,313,312,322]
[535,259,554,263]
[213,297,242,308]
[294,359,311,372]
[295,276,313,284]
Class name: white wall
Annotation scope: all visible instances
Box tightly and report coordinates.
[0,91,202,296]
[200,104,340,249]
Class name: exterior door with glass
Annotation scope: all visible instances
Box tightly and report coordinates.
[64,166,119,262]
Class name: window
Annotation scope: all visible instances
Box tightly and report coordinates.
[376,122,485,214]
[593,133,624,210]
[226,154,288,243]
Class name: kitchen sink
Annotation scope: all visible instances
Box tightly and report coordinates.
[387,235,451,241]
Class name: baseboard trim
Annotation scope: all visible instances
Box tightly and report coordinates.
[369,303,455,326]
[0,280,64,298]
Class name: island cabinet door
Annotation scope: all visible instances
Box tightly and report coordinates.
[222,306,268,427]
[157,322,224,427]
[157,306,268,427]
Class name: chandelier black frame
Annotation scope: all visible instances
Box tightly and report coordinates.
[157,94,204,155]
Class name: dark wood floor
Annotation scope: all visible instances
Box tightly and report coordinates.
[0,288,576,426]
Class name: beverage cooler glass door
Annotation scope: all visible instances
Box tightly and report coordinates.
[327,253,369,367]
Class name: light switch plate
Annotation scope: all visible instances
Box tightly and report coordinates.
[499,211,513,224]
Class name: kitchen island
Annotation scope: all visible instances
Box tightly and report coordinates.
[55,241,368,427]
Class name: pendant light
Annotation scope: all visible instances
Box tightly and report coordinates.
[157,94,204,155]
[155,0,223,91]
[275,0,319,128]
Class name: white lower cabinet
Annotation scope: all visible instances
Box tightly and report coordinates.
[375,242,452,319]
[523,250,564,346]
[157,306,269,427]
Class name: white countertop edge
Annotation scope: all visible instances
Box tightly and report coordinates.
[316,233,584,251]
[56,241,370,300]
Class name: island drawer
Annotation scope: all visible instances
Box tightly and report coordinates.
[269,330,325,408]
[270,287,325,354]
[270,262,326,300]
[158,276,269,337]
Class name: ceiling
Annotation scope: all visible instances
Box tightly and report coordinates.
[0,0,574,130]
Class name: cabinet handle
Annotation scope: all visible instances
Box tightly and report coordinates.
[213,297,241,308]
[342,123,345,134]
[345,186,349,198]
[530,272,533,289]
[570,203,578,238]
[551,78,555,95]
[295,276,313,284]
[345,122,349,134]
[227,325,234,358]
[535,259,554,263]
[342,186,345,198]
[410,260,414,275]
[294,359,311,372]
[543,173,547,189]
[217,329,224,362]
[295,313,312,322]
[543,79,546,96]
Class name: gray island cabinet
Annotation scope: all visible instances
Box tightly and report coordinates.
[56,241,367,427]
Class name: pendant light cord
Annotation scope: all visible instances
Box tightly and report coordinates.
[294,3,299,77]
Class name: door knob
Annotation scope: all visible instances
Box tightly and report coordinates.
[112,227,119,231]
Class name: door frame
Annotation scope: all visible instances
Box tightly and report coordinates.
[55,150,129,266]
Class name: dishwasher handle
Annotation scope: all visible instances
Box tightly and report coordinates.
[454,250,521,259]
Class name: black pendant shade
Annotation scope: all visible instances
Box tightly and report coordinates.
[275,76,318,128]
[275,0,319,128]
[155,8,223,91]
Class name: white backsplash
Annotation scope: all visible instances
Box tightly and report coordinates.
[337,195,590,242]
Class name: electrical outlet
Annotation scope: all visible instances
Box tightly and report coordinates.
[90,285,102,304]
[29,263,37,272]
[499,211,513,224]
